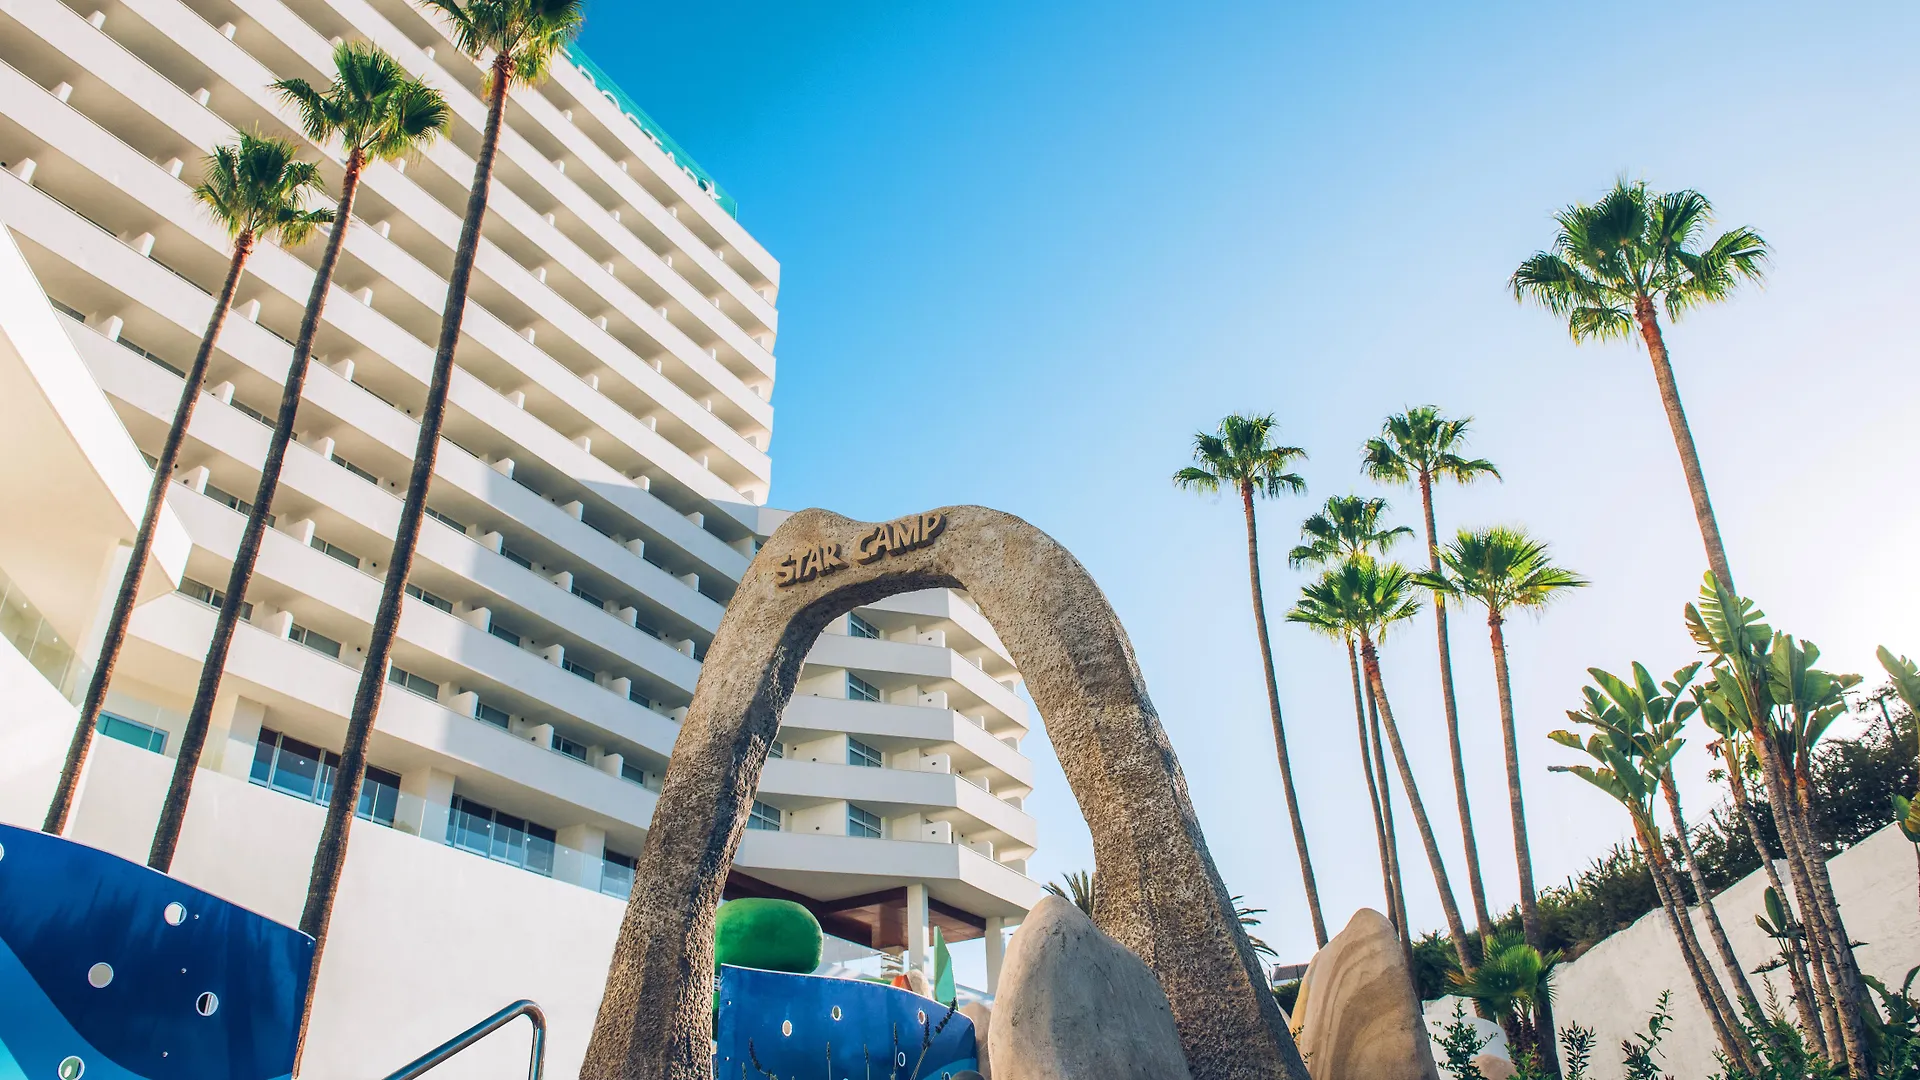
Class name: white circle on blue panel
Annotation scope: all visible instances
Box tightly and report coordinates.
[781,1020,792,1037]
[197,991,219,1016]
[164,901,187,926]
[58,1057,84,1080]
[86,963,112,988]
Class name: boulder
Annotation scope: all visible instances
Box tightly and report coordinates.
[959,1002,993,1078]
[1472,1054,1516,1080]
[1294,909,1440,1080]
[988,896,1193,1080]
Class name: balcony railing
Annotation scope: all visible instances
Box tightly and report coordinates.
[0,565,89,702]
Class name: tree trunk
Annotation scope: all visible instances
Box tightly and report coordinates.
[1726,759,1828,1055]
[1631,299,1736,597]
[1419,470,1493,956]
[149,151,368,872]
[1240,483,1326,948]
[291,54,514,1067]
[1349,636,1397,930]
[43,232,256,835]
[1790,761,1875,1073]
[1368,676,1413,958]
[1660,772,1765,1032]
[1640,823,1755,1074]
[1359,633,1473,973]
[1753,733,1868,1075]
[1486,614,1560,1075]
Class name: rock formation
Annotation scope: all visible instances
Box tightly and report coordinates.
[959,1001,993,1078]
[1294,909,1440,1080]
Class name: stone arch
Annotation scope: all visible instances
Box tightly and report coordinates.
[580,507,1310,1080]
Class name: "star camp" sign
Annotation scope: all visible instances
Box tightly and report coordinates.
[774,512,948,587]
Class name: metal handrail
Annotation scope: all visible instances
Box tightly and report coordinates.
[378,999,547,1080]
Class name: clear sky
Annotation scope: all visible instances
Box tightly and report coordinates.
[582,1,1920,975]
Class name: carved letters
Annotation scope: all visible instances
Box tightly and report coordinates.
[773,512,947,588]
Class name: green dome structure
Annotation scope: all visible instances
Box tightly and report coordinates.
[714,898,823,975]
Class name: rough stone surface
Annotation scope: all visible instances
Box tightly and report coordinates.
[1295,909,1440,1080]
[989,897,1193,1080]
[580,508,1307,1080]
[959,1002,993,1078]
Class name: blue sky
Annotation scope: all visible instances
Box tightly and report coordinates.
[582,1,1920,974]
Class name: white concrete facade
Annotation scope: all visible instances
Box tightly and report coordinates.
[0,0,1039,1063]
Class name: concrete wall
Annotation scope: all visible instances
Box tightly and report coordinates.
[1425,826,1920,1079]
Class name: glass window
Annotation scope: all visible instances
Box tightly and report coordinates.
[767,740,783,759]
[571,583,605,609]
[97,712,167,754]
[122,338,184,376]
[501,546,534,571]
[177,577,253,620]
[628,686,650,708]
[335,457,378,485]
[600,850,636,900]
[387,665,438,699]
[847,737,883,769]
[249,727,399,825]
[748,800,782,832]
[847,804,882,839]
[203,483,268,523]
[405,583,453,613]
[553,733,589,762]
[847,673,881,703]
[487,620,521,647]
[229,399,272,426]
[311,535,361,570]
[289,623,342,659]
[848,612,880,639]
[446,795,556,876]
[49,297,86,321]
[475,700,511,729]
[620,760,647,786]
[424,505,468,533]
[562,658,596,681]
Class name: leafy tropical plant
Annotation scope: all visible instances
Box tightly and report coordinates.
[1621,992,1675,1080]
[42,133,330,836]
[298,0,582,1061]
[1363,407,1502,962]
[147,43,450,874]
[1435,998,1491,1080]
[1042,869,1095,917]
[1173,412,1325,946]
[1450,930,1561,1062]
[1511,180,1766,596]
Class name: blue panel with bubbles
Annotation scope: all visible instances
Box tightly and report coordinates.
[714,965,977,1079]
[0,822,312,1080]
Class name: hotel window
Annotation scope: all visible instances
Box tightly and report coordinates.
[288,623,342,660]
[620,760,647,786]
[601,850,636,899]
[405,583,453,613]
[335,456,379,485]
[178,578,253,620]
[203,483,272,526]
[552,732,589,762]
[847,737,883,769]
[748,800,782,832]
[848,612,880,639]
[311,535,361,570]
[229,398,272,427]
[628,686,650,708]
[767,740,783,759]
[122,337,183,376]
[424,505,467,532]
[571,582,605,609]
[501,546,534,571]
[49,297,85,321]
[248,727,400,825]
[387,665,438,700]
[847,673,881,703]
[446,794,556,876]
[487,619,521,647]
[97,712,167,754]
[475,699,511,729]
[562,657,596,681]
[847,804,882,839]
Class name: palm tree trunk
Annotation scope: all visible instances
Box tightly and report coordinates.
[1640,823,1755,1073]
[1631,301,1735,596]
[1359,632,1473,973]
[1486,613,1561,1075]
[1418,471,1493,956]
[1726,760,1829,1055]
[1349,636,1397,929]
[1239,484,1326,948]
[292,54,514,1064]
[1790,764,1875,1072]
[1368,677,1413,958]
[149,151,368,873]
[42,232,256,836]
[1660,772,1765,1031]
[1752,733,1869,1075]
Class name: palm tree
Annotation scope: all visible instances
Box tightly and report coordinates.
[1510,180,1767,596]
[1288,496,1411,933]
[1289,559,1475,974]
[41,134,329,836]
[1450,931,1561,1065]
[1043,869,1096,917]
[147,44,449,873]
[1418,527,1584,1075]
[1363,407,1501,957]
[293,0,581,1053]
[1173,413,1326,946]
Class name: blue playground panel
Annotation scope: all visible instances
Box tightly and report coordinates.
[0,822,313,1080]
[715,965,977,1079]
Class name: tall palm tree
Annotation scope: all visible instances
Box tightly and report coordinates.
[1418,526,1585,1074]
[1288,496,1410,932]
[147,44,449,873]
[294,0,581,1053]
[1173,413,1326,946]
[1510,179,1767,596]
[1289,559,1475,973]
[1363,407,1501,955]
[41,134,329,836]
[1043,869,1096,917]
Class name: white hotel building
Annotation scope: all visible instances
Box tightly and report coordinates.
[0,0,1039,1071]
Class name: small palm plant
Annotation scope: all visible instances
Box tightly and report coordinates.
[1172,413,1325,946]
[1511,180,1766,595]
[1416,525,1584,1025]
[1363,407,1501,961]
[1449,929,1561,1065]
[147,42,449,874]
[42,133,329,836]
[1288,558,1476,975]
[1043,869,1096,917]
[1287,495,1411,938]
